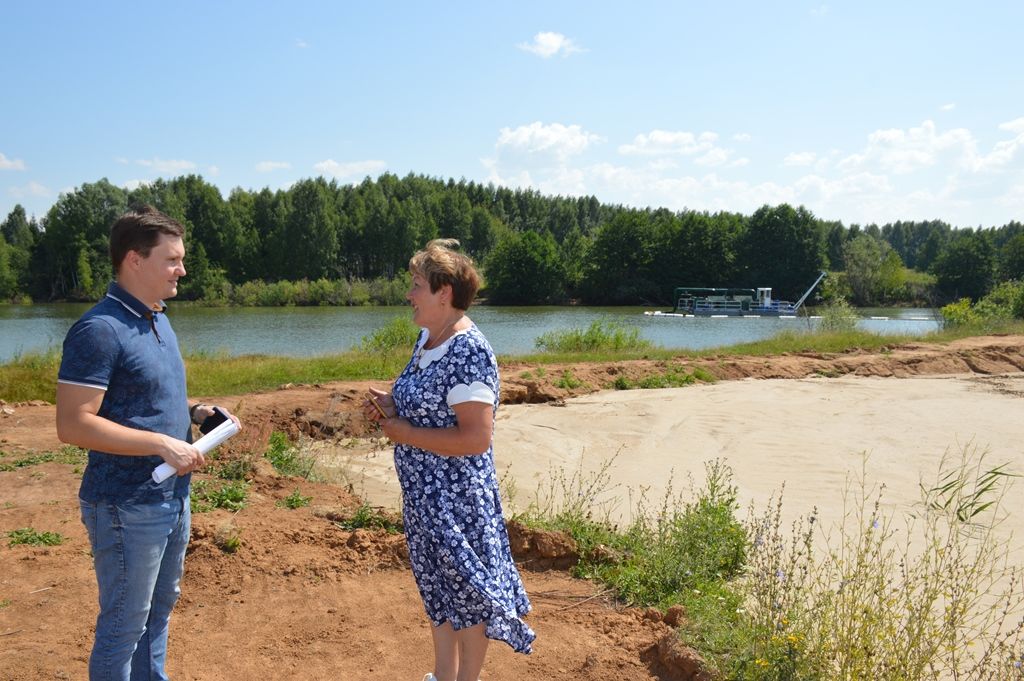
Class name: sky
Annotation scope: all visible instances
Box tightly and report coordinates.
[2,1,1023,229]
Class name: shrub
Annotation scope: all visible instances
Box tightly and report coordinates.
[818,297,859,333]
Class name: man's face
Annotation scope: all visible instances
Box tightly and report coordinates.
[133,234,186,305]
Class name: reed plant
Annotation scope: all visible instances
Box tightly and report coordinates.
[534,319,654,353]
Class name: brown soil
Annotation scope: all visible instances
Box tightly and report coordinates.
[1,334,1022,680]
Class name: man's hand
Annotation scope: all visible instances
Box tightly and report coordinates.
[158,435,205,475]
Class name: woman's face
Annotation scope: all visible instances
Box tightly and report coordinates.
[407,271,448,327]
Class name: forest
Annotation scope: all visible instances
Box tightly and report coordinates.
[1,173,1022,307]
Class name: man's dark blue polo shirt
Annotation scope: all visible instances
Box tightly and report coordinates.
[58,281,192,503]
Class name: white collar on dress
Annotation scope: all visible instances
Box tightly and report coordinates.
[415,327,472,370]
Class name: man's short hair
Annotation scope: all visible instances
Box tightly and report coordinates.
[109,205,186,273]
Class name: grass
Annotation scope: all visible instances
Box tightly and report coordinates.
[332,502,403,533]
[7,527,64,547]
[6,320,1024,404]
[515,446,1024,680]
[277,488,312,509]
[190,479,249,513]
[264,431,317,478]
[0,446,86,472]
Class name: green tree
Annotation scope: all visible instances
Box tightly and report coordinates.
[738,204,826,300]
[283,178,341,280]
[842,234,905,305]
[931,231,995,301]
[580,212,661,304]
[484,230,564,304]
[37,179,127,300]
[0,235,16,299]
[998,233,1024,282]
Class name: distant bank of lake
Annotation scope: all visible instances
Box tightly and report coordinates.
[0,303,942,364]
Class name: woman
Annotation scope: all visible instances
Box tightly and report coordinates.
[365,239,534,681]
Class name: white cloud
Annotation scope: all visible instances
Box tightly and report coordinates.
[783,151,817,167]
[619,130,719,156]
[731,157,751,168]
[999,117,1024,135]
[0,153,26,171]
[733,133,752,142]
[838,120,976,175]
[136,158,198,174]
[313,159,386,180]
[255,161,291,173]
[296,39,309,49]
[694,147,731,167]
[122,179,146,190]
[940,102,956,111]
[810,4,829,17]
[206,165,220,177]
[8,181,49,198]
[517,32,583,58]
[496,122,601,161]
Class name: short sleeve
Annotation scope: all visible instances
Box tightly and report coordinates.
[58,316,120,390]
[444,333,498,407]
[447,381,496,406]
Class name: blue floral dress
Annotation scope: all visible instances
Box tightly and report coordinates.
[391,325,534,654]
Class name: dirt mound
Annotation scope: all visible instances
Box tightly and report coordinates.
[0,461,704,680]
[2,334,1023,679]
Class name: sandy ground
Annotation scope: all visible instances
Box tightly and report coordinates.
[348,374,1024,534]
[2,334,1023,680]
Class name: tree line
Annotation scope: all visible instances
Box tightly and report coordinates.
[2,173,1022,307]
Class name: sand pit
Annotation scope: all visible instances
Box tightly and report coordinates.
[348,374,1024,561]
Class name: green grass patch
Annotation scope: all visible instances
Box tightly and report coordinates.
[264,432,317,478]
[333,502,403,533]
[0,348,60,403]
[7,527,64,547]
[612,365,716,390]
[277,488,312,509]
[0,446,87,472]
[554,369,584,390]
[190,479,249,513]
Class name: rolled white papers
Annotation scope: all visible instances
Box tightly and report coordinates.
[151,418,241,483]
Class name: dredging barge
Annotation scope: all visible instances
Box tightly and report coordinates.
[645,271,827,318]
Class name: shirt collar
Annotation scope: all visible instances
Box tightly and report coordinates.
[105,281,167,319]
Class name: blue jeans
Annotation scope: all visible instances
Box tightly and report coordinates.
[79,498,191,681]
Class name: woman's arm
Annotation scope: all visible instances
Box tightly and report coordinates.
[379,400,493,456]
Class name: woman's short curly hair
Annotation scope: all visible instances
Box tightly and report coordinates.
[409,239,481,311]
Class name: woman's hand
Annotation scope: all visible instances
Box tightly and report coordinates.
[363,387,395,422]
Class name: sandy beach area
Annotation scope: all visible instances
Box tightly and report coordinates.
[347,373,1024,561]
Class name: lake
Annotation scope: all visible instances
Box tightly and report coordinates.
[0,303,942,363]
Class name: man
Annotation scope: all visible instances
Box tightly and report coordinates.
[56,204,237,681]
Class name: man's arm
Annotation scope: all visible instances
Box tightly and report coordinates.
[56,382,204,473]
